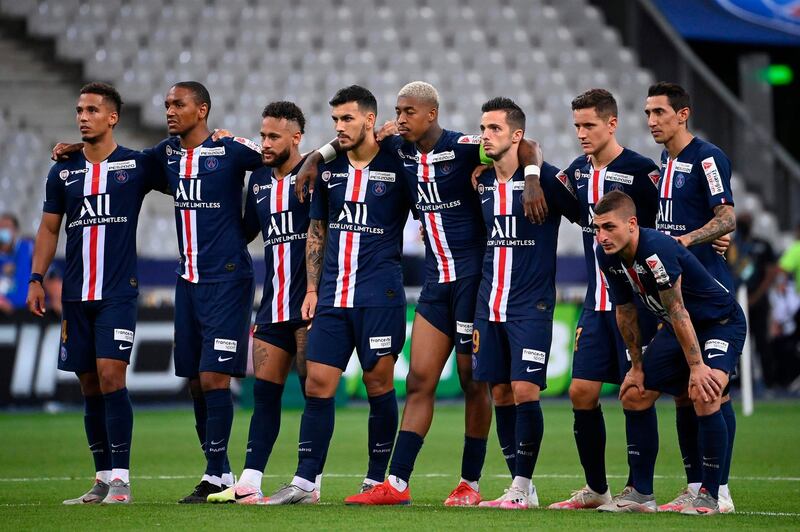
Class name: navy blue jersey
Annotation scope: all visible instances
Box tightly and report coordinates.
[244,159,310,324]
[475,161,579,322]
[656,136,735,291]
[564,149,660,311]
[310,142,412,308]
[43,146,164,301]
[146,135,262,283]
[596,228,738,325]
[385,130,485,283]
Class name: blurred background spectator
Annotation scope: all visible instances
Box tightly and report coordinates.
[0,213,33,314]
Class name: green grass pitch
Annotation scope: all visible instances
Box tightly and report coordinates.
[2,400,799,530]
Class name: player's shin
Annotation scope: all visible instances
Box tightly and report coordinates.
[241,379,285,487]
[697,410,727,499]
[623,406,658,495]
[494,404,516,476]
[574,406,608,494]
[675,403,703,486]
[202,389,234,484]
[103,388,133,483]
[84,394,112,481]
[293,396,335,490]
[366,390,398,484]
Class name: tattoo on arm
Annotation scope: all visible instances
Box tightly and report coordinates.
[306,219,326,289]
[682,204,735,246]
[615,303,643,366]
[659,281,703,366]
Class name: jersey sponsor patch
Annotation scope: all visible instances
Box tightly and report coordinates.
[214,338,238,352]
[369,335,392,349]
[702,156,724,196]
[368,171,396,182]
[200,146,226,157]
[512,181,525,191]
[113,328,134,343]
[674,162,693,173]
[428,150,456,163]
[107,160,137,171]
[556,171,577,197]
[648,170,661,187]
[604,171,634,185]
[234,136,261,152]
[456,321,473,335]
[645,254,670,285]
[521,348,546,364]
[704,338,729,352]
[457,135,481,145]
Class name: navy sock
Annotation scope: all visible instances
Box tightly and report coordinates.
[676,404,702,484]
[514,401,544,480]
[103,388,133,471]
[203,389,234,477]
[83,394,111,472]
[244,379,284,473]
[720,401,736,485]
[297,376,328,477]
[295,396,335,483]
[624,406,658,495]
[698,411,727,499]
[366,390,398,483]
[388,430,424,483]
[574,406,608,494]
[192,395,207,456]
[494,405,516,477]
[461,435,488,483]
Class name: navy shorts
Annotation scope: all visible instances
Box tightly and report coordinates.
[306,305,406,371]
[58,297,137,373]
[571,304,660,385]
[253,319,308,354]
[643,306,746,396]
[472,318,552,390]
[416,274,480,354]
[173,277,255,379]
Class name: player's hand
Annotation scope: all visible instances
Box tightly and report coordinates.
[301,290,318,320]
[52,142,83,161]
[375,121,397,141]
[418,222,425,241]
[26,282,46,317]
[471,164,490,190]
[295,152,322,202]
[211,128,233,141]
[712,234,731,255]
[619,366,646,399]
[688,363,722,403]
[522,175,548,224]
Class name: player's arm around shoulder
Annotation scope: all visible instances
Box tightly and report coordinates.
[302,218,327,321]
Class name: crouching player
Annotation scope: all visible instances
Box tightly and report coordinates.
[470,98,579,509]
[593,191,745,515]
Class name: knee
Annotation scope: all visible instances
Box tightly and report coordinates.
[620,388,652,411]
[568,380,600,410]
[405,370,436,399]
[78,372,101,396]
[362,372,394,397]
[97,365,125,395]
[511,381,540,403]
[491,384,514,406]
[199,372,230,392]
[188,378,203,399]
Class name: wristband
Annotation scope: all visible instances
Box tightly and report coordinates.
[318,143,337,164]
[524,164,541,178]
[29,273,44,285]
[306,288,317,294]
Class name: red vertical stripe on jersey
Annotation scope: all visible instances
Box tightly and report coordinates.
[626,267,647,294]
[183,148,195,282]
[87,163,101,300]
[275,178,286,321]
[598,269,608,309]
[421,153,452,282]
[339,169,363,307]
[276,176,284,212]
[663,159,673,199]
[592,169,600,204]
[491,182,508,320]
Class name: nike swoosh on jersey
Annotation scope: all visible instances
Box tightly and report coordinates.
[328,182,343,188]
[481,198,491,204]
[256,196,267,203]
[167,160,177,165]
[65,179,80,186]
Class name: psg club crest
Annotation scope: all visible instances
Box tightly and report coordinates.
[204,157,219,170]
[440,162,452,173]
[674,173,686,188]
[372,181,387,196]
[114,170,128,183]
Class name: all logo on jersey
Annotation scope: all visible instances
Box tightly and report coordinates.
[337,203,369,225]
[176,179,202,201]
[418,182,442,203]
[80,195,112,218]
[492,216,517,239]
[267,212,295,237]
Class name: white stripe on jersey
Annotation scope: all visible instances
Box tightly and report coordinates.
[270,176,292,322]
[81,160,109,301]
[660,158,675,200]
[179,148,200,283]
[489,181,514,322]
[418,152,456,283]
[334,167,368,308]
[589,167,613,311]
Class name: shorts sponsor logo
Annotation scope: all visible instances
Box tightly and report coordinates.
[605,171,634,185]
[457,135,481,144]
[108,160,136,171]
[704,339,729,353]
[368,171,396,182]
[702,157,724,195]
[645,254,670,285]
[59,169,69,180]
[522,348,546,364]
[674,162,693,173]
[114,328,134,343]
[214,338,238,353]
[456,321,473,335]
[369,336,392,350]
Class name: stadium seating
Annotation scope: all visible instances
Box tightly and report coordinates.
[0,0,781,259]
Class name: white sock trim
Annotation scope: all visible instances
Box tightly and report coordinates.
[459,477,479,492]
[292,476,316,492]
[110,468,129,484]
[239,469,263,490]
[388,475,408,492]
[96,470,112,483]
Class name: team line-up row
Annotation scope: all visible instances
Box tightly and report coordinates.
[28,79,740,515]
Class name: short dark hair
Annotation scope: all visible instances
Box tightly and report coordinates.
[172,81,212,117]
[80,82,123,114]
[571,88,618,119]
[594,190,636,218]
[0,212,19,229]
[329,85,377,115]
[648,82,691,112]
[262,101,306,133]
[481,97,525,132]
